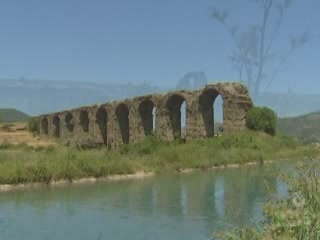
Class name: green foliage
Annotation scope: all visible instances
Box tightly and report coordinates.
[215,158,320,240]
[0,130,315,185]
[246,106,277,136]
[27,117,39,134]
[0,141,12,149]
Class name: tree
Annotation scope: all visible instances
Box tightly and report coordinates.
[211,0,309,96]
[246,106,277,136]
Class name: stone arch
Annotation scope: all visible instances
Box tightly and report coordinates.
[199,88,223,137]
[96,107,108,145]
[41,118,48,135]
[79,110,89,133]
[139,99,156,136]
[65,112,74,132]
[52,115,61,138]
[116,103,129,144]
[166,93,187,139]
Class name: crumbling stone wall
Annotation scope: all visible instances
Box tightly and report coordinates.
[37,83,253,148]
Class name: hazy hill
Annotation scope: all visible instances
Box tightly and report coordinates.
[277,111,320,143]
[1,78,320,119]
[0,79,165,116]
[0,108,30,122]
[254,92,320,118]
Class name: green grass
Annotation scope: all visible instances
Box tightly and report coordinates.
[0,108,30,123]
[0,130,317,185]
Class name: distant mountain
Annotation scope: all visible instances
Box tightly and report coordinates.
[277,111,320,143]
[254,92,320,118]
[0,108,30,122]
[0,78,320,119]
[0,79,165,116]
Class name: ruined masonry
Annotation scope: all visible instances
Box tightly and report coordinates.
[37,82,253,149]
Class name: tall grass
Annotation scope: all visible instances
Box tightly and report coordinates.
[214,157,320,239]
[0,130,317,185]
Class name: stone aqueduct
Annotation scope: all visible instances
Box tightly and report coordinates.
[37,83,253,149]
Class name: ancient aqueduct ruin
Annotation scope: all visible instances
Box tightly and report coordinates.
[37,82,253,149]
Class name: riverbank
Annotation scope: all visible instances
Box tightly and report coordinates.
[0,159,282,192]
[215,157,320,239]
[0,130,317,188]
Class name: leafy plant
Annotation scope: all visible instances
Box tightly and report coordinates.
[27,117,39,134]
[246,106,277,136]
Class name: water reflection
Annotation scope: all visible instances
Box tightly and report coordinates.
[0,162,291,240]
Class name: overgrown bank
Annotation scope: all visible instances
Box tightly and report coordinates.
[0,130,317,185]
[214,158,320,239]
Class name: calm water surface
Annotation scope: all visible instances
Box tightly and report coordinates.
[0,161,293,240]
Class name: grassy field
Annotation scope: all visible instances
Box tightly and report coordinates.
[0,129,317,185]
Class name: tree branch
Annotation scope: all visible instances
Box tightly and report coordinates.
[212,8,254,89]
[265,47,294,88]
[254,0,273,95]
[265,4,284,58]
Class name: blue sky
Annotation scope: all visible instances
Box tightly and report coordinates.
[0,0,318,93]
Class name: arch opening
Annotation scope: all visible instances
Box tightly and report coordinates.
[166,94,187,140]
[180,101,186,139]
[139,99,156,136]
[152,107,156,132]
[214,95,224,136]
[53,116,60,138]
[65,112,74,132]
[41,118,48,135]
[80,110,89,133]
[96,107,108,146]
[116,103,129,144]
[199,89,224,137]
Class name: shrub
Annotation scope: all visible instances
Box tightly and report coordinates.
[27,117,39,134]
[246,106,277,136]
[135,135,168,155]
[0,124,14,132]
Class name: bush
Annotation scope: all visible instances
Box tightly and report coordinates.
[0,124,14,132]
[246,106,277,136]
[27,117,39,134]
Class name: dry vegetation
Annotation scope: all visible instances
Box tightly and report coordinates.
[0,122,56,147]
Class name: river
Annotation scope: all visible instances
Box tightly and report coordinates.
[0,161,292,240]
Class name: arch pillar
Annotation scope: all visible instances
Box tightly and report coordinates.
[133,96,159,143]
[109,102,130,148]
[156,91,193,142]
[94,105,111,147]
[39,116,49,136]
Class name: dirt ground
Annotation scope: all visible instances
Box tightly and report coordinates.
[0,122,57,147]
